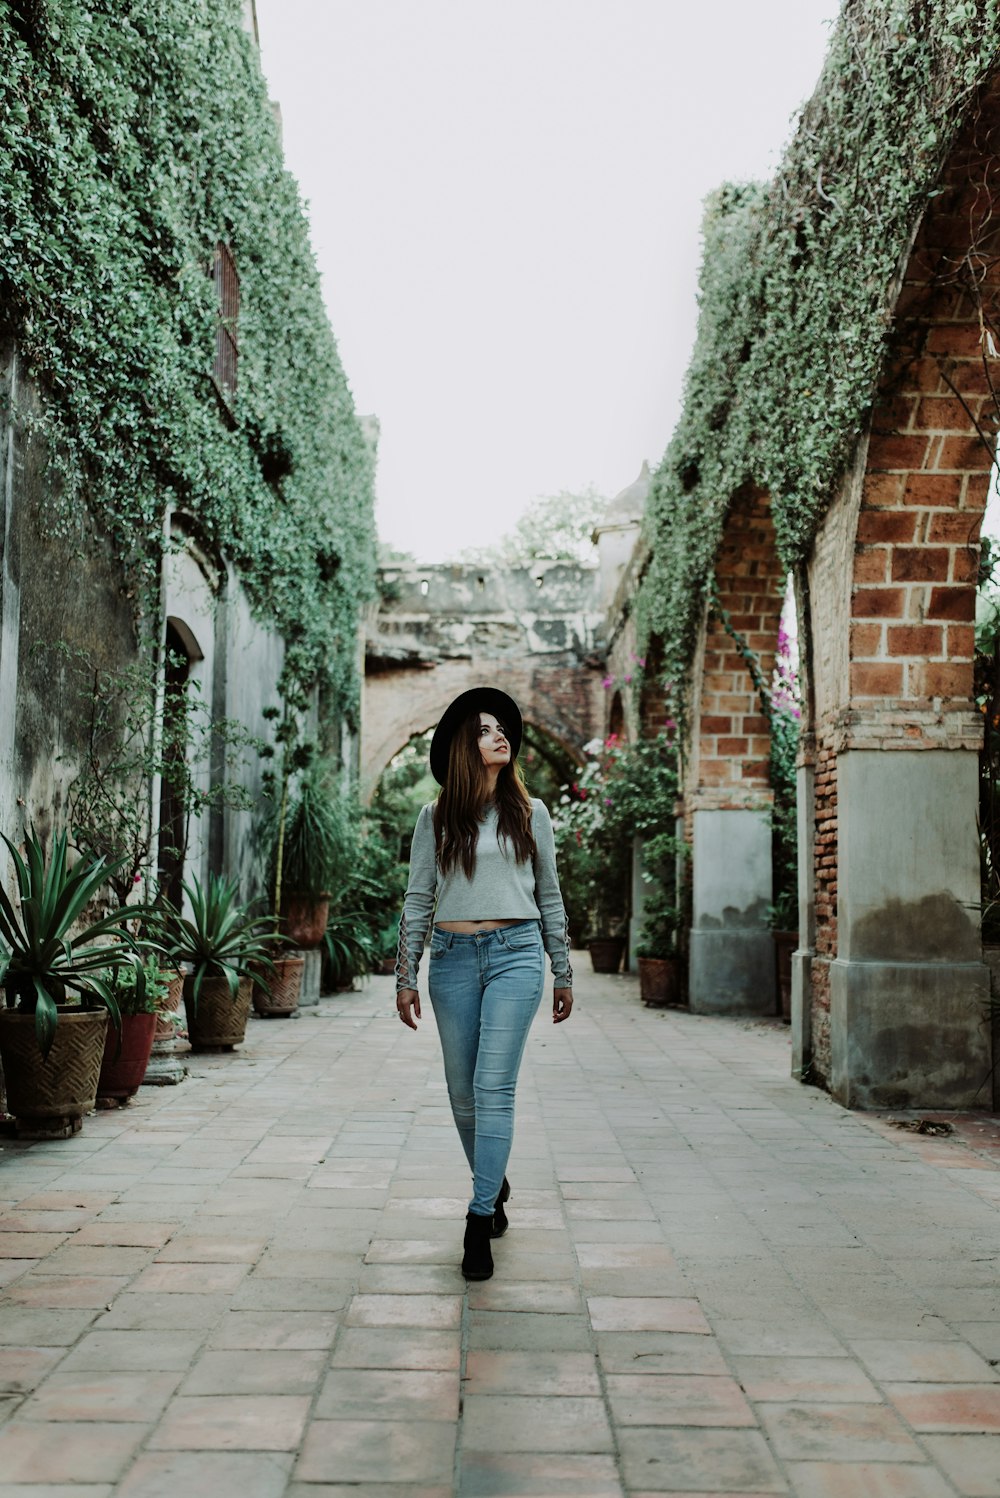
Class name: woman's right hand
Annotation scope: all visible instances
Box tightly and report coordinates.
[396,988,421,1030]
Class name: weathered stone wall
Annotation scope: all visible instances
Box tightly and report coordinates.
[0,338,292,912]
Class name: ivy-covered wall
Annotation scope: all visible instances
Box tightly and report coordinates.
[0,0,376,716]
[639,0,1000,694]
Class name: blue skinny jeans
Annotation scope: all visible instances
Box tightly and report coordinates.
[427,920,545,1217]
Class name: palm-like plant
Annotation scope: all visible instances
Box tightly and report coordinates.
[0,829,144,1058]
[157,874,274,1013]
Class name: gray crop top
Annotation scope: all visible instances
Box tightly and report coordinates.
[395,798,573,992]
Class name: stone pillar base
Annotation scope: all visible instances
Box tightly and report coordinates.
[829,958,992,1109]
[299,949,322,1007]
[791,950,813,1080]
[689,930,776,1015]
[689,806,774,1014]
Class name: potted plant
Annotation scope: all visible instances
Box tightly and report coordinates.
[636,883,683,1007]
[323,909,377,992]
[276,765,352,948]
[0,829,142,1136]
[97,954,165,1104]
[156,874,273,1051]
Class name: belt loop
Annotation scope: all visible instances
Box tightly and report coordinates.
[446,931,455,948]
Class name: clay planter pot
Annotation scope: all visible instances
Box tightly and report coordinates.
[0,1007,109,1137]
[588,937,625,974]
[638,956,682,1007]
[773,930,797,1024]
[97,1012,157,1103]
[280,893,330,950]
[252,953,304,1017]
[183,973,252,1052]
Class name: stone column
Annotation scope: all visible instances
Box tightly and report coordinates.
[791,757,815,1079]
[689,801,775,1014]
[829,748,990,1108]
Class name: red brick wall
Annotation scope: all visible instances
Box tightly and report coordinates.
[850,79,1000,725]
[690,488,786,799]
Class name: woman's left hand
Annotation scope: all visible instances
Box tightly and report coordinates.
[553,987,573,1023]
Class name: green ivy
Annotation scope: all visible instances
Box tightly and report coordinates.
[0,0,376,718]
[638,1,1000,702]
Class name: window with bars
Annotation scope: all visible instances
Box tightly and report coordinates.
[211,242,239,408]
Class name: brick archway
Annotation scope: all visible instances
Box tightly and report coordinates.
[801,73,1000,1105]
[685,487,788,1013]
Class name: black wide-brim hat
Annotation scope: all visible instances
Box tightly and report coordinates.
[429,688,523,786]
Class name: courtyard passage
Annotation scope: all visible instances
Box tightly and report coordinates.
[1,969,1000,1497]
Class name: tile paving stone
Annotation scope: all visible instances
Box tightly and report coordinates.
[344,1292,462,1328]
[0,1421,146,1481]
[92,1291,233,1331]
[731,1356,882,1404]
[57,1330,207,1372]
[17,1369,181,1422]
[781,1463,957,1498]
[0,1347,64,1393]
[756,1401,925,1463]
[617,1428,787,1493]
[0,1233,68,1257]
[605,1373,757,1427]
[115,1451,294,1498]
[147,1394,311,1450]
[329,1327,461,1370]
[0,1487,114,1498]
[466,1279,584,1313]
[884,1381,1000,1431]
[180,1349,327,1396]
[466,1309,596,1352]
[588,1295,712,1334]
[461,1392,614,1454]
[921,1434,1000,1496]
[2,1274,128,1308]
[314,1368,459,1421]
[850,1338,1000,1383]
[295,1417,456,1484]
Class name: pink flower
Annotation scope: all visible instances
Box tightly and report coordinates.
[602,675,614,688]
[665,717,676,729]
[624,674,632,684]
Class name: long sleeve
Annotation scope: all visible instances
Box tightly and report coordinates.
[532,800,573,989]
[395,804,437,993]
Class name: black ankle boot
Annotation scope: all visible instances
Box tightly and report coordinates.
[491,1176,511,1239]
[462,1211,494,1280]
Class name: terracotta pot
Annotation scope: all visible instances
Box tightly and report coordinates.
[280,893,330,950]
[97,1012,157,1101]
[252,954,304,1017]
[588,937,625,974]
[183,973,252,1051]
[638,956,682,1007]
[773,930,797,1023]
[0,1007,109,1136]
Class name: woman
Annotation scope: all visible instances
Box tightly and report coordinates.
[395,686,573,1281]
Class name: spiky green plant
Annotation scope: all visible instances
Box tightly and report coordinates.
[157,874,274,1014]
[0,829,144,1058]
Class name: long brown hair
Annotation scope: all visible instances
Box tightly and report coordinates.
[433,710,535,877]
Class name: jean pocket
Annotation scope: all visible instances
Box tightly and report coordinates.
[504,927,541,952]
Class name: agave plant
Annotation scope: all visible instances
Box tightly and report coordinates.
[156,874,274,1013]
[323,909,377,990]
[0,829,144,1058]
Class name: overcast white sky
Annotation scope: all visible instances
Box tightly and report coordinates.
[255,1,838,562]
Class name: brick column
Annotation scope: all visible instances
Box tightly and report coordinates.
[686,489,786,1013]
[813,78,1000,1106]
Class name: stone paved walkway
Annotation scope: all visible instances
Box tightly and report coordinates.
[1,962,1000,1498]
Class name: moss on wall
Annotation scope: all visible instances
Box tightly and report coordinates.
[0,0,376,719]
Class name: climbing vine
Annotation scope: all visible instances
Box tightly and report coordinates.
[637,0,1000,704]
[0,0,376,718]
